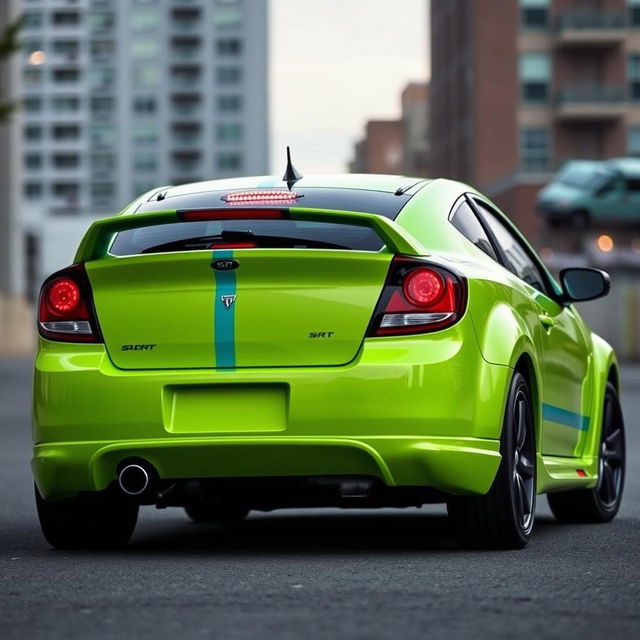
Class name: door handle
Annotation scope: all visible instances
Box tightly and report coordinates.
[538,313,556,330]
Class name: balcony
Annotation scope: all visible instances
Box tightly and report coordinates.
[554,84,627,120]
[555,10,626,47]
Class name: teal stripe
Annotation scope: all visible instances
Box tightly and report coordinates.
[542,403,590,431]
[212,250,236,368]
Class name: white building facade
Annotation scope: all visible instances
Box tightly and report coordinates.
[20,0,269,295]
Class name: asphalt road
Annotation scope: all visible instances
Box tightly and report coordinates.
[1,357,638,640]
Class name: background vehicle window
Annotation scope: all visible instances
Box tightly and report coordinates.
[450,201,497,260]
[474,202,548,294]
[595,175,621,197]
[624,177,640,193]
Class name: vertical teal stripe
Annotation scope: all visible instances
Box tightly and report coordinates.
[212,250,236,368]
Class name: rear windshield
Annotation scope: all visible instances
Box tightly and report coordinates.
[109,219,385,256]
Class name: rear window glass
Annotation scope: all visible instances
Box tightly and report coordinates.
[109,219,385,256]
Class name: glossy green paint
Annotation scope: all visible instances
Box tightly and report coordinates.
[33,174,619,503]
[33,330,507,499]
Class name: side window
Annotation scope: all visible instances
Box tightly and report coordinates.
[624,176,640,194]
[595,174,622,197]
[450,200,498,260]
[474,201,548,294]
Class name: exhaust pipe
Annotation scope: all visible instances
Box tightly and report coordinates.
[118,463,152,496]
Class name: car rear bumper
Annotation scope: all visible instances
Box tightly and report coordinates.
[32,326,510,499]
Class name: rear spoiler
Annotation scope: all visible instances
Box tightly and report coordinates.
[74,207,428,262]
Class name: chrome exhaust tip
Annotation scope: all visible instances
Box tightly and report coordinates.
[118,464,151,496]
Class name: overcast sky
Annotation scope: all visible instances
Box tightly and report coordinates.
[269,0,429,174]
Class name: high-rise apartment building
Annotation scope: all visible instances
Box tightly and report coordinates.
[430,0,640,242]
[20,0,269,290]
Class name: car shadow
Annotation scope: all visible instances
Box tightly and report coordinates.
[114,509,568,557]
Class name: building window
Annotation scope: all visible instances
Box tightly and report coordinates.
[133,66,160,89]
[132,39,159,58]
[213,9,243,29]
[25,124,42,141]
[133,96,157,113]
[24,97,42,113]
[132,9,160,31]
[52,40,79,60]
[172,123,200,145]
[628,54,640,100]
[52,68,81,83]
[216,122,242,142]
[53,125,80,140]
[91,40,115,60]
[90,11,115,31]
[24,68,43,86]
[217,66,242,85]
[24,12,43,29]
[630,0,640,28]
[172,65,201,87]
[91,124,116,146]
[90,67,114,90]
[24,183,42,199]
[25,153,42,170]
[520,0,548,30]
[53,153,80,169]
[133,122,158,145]
[519,52,550,103]
[217,94,242,113]
[51,96,80,112]
[52,11,80,27]
[520,127,551,171]
[133,151,157,171]
[22,39,43,56]
[217,151,242,170]
[216,38,242,56]
[52,183,80,200]
[91,96,114,115]
[173,94,201,115]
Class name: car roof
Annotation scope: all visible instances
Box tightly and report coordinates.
[606,157,640,176]
[133,174,431,220]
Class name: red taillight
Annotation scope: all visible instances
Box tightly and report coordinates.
[38,264,102,343]
[403,268,445,307]
[180,209,285,221]
[222,190,300,205]
[368,257,467,337]
[46,278,80,316]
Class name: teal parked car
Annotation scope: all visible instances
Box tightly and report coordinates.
[537,158,640,228]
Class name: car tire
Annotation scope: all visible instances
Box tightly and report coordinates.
[35,484,139,549]
[547,382,625,523]
[447,371,536,549]
[184,500,250,524]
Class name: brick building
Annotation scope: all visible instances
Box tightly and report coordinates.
[429,0,640,244]
[349,82,429,176]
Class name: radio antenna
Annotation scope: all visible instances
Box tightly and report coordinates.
[282,146,303,191]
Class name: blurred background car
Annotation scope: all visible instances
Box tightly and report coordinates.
[538,158,640,228]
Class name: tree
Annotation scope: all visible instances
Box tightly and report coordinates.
[0,14,23,122]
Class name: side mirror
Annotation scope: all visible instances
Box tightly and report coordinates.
[560,268,610,303]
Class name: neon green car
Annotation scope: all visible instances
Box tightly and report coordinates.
[33,173,626,550]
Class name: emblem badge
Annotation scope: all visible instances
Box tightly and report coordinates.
[221,294,236,309]
[211,259,239,271]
